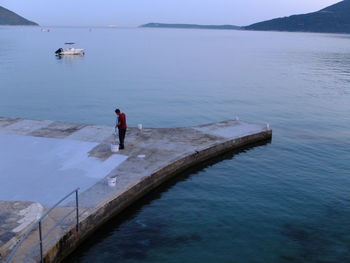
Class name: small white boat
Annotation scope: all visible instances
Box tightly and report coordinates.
[55,43,85,56]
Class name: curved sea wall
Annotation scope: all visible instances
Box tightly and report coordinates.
[0,117,271,262]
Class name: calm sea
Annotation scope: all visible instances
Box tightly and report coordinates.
[1,26,350,263]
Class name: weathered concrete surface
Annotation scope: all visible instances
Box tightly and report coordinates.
[0,201,43,259]
[0,117,272,263]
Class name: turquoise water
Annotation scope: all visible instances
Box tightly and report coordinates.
[1,27,350,262]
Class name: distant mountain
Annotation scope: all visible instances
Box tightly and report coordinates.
[244,0,350,34]
[141,23,241,30]
[0,6,38,25]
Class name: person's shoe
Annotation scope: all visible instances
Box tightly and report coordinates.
[119,145,125,150]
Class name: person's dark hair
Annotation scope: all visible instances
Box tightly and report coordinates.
[115,109,120,114]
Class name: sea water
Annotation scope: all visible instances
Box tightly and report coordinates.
[1,26,349,262]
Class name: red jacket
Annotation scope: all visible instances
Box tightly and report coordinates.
[117,113,127,129]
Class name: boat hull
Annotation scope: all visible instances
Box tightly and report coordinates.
[60,49,85,55]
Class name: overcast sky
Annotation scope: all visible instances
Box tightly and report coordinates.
[0,0,341,27]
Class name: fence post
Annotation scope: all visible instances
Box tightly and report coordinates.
[75,189,79,232]
[38,221,43,263]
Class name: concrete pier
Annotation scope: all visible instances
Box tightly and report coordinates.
[0,117,272,262]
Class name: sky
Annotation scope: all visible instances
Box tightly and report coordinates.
[0,0,341,27]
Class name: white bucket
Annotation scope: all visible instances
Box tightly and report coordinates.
[107,176,117,187]
[137,124,143,130]
[111,144,119,153]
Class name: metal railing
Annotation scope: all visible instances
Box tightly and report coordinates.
[4,188,80,263]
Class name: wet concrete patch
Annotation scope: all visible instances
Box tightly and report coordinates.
[0,119,53,135]
[29,122,87,138]
[0,133,128,206]
[0,118,22,128]
[88,143,114,160]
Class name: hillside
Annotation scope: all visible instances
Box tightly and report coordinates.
[245,0,350,33]
[0,6,38,25]
[141,23,240,30]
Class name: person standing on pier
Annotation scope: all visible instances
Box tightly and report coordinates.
[115,108,127,150]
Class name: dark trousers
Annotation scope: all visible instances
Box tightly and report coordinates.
[118,128,126,148]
